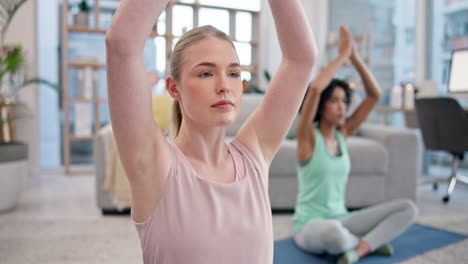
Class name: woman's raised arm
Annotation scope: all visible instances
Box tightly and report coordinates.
[342,46,382,136]
[236,0,318,174]
[105,0,171,223]
[296,25,353,162]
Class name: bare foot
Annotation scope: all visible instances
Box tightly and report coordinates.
[354,239,371,257]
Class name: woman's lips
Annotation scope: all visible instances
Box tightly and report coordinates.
[211,100,234,109]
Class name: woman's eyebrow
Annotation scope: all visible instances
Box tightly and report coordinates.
[193,62,241,69]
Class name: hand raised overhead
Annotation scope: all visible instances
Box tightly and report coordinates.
[338,25,354,59]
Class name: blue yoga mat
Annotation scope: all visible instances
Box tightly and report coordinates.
[274,224,467,264]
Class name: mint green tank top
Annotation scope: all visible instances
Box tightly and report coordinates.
[293,126,350,233]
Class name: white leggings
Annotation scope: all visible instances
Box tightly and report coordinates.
[294,199,418,255]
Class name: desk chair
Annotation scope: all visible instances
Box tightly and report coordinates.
[415,97,468,203]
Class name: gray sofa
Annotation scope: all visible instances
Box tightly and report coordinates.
[95,94,422,212]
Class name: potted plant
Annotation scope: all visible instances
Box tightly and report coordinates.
[73,0,91,27]
[0,0,58,141]
[0,0,58,213]
[0,44,58,142]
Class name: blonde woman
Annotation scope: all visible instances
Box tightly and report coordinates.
[105,0,317,263]
[293,25,417,264]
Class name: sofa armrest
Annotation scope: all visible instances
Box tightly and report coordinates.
[359,124,422,201]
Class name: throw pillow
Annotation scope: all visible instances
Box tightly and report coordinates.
[152,92,174,134]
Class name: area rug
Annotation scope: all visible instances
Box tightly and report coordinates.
[274,223,467,264]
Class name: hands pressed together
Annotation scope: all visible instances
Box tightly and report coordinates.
[337,25,363,65]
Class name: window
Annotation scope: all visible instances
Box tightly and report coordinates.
[173,6,193,36]
[199,8,229,34]
[174,0,260,11]
[160,1,261,87]
[428,0,468,94]
[327,0,416,106]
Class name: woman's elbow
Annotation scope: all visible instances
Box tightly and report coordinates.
[302,43,318,72]
[304,40,318,66]
[105,31,127,49]
[371,89,382,100]
[105,33,136,57]
[286,43,318,70]
[309,42,319,65]
[299,44,318,70]
[367,91,381,103]
[105,32,121,52]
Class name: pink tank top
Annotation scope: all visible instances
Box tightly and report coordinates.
[132,139,273,264]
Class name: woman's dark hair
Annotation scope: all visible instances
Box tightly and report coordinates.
[314,78,352,122]
[299,78,353,122]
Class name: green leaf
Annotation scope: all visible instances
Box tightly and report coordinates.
[264,69,271,83]
[78,0,90,12]
[20,77,58,92]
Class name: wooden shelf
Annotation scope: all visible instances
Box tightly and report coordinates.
[241,65,258,72]
[149,32,171,38]
[68,26,167,38]
[69,62,106,68]
[69,135,95,141]
[234,40,259,45]
[69,98,107,104]
[169,1,259,14]
[68,26,107,34]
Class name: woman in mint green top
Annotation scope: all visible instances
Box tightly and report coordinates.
[294,25,417,264]
[294,124,350,232]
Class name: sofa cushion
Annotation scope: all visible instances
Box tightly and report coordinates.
[269,136,388,178]
[270,140,298,177]
[152,92,173,134]
[347,136,388,175]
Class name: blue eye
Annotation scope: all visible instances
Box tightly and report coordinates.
[199,72,213,77]
[229,72,240,78]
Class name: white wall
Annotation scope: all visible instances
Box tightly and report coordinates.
[415,0,428,82]
[5,0,39,175]
[38,0,60,168]
[394,0,416,84]
[259,0,329,89]
[430,0,446,92]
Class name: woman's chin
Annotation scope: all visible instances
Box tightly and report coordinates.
[220,112,238,126]
[208,115,237,128]
[334,118,345,127]
[217,117,236,127]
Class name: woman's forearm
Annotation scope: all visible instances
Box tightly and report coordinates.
[106,0,169,54]
[310,55,348,92]
[296,54,348,135]
[351,55,381,99]
[268,0,317,65]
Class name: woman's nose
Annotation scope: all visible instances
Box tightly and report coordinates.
[339,102,346,112]
[216,76,229,94]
